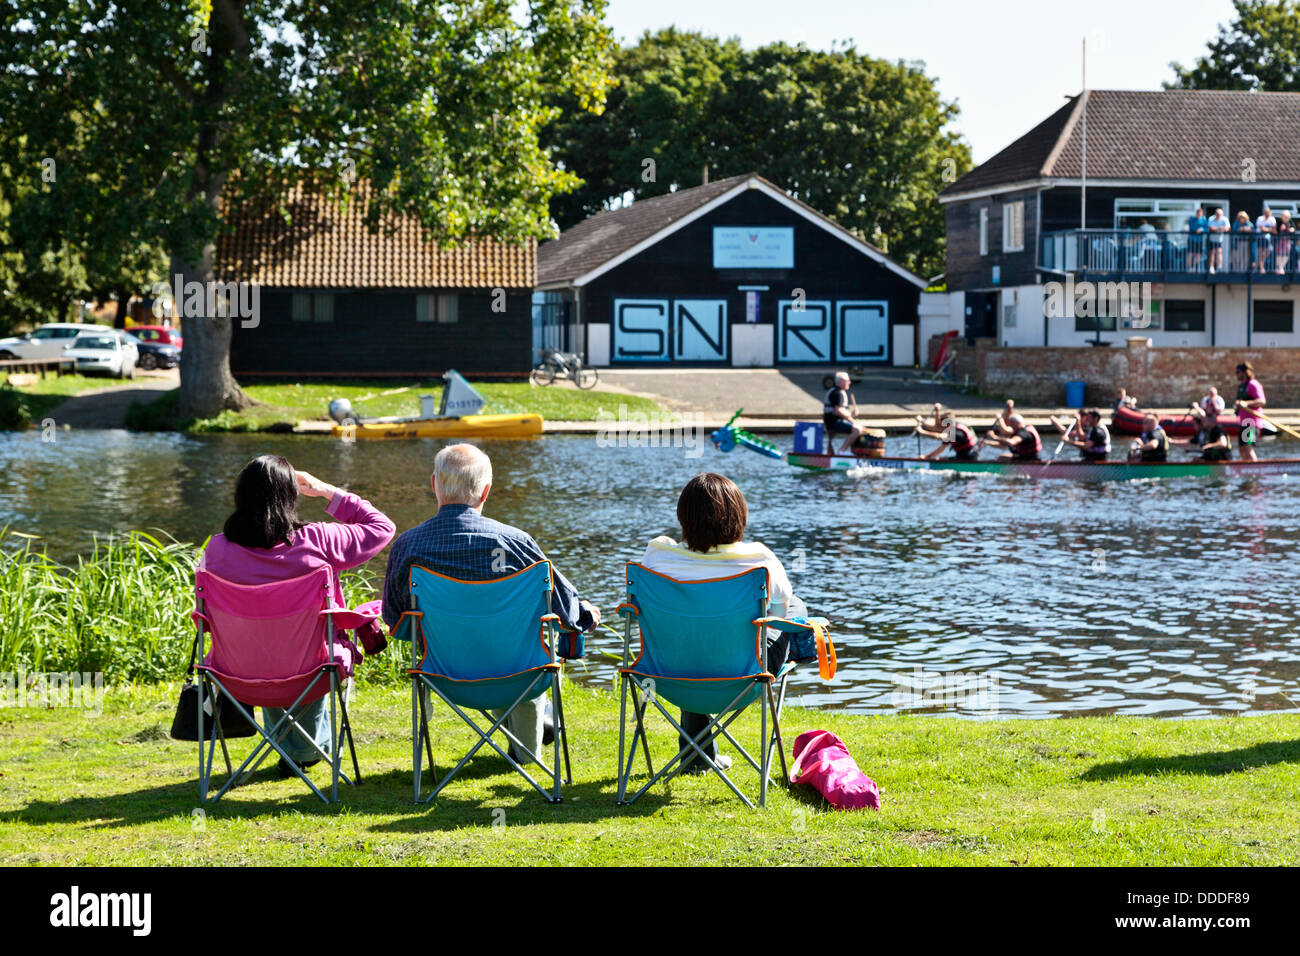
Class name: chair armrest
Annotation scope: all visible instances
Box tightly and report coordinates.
[616,603,639,619]
[389,610,422,642]
[754,615,830,633]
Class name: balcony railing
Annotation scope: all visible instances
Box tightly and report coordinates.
[1040,229,1299,280]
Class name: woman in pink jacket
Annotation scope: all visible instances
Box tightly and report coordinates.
[200,455,395,777]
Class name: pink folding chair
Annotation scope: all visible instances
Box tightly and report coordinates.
[191,566,367,804]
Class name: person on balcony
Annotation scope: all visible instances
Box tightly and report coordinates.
[1207,208,1230,274]
[1231,211,1254,272]
[1255,207,1277,274]
[1186,206,1208,272]
[1276,211,1294,275]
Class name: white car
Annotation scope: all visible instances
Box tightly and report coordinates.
[63,331,138,378]
[0,323,105,361]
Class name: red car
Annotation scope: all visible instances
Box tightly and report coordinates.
[128,325,184,350]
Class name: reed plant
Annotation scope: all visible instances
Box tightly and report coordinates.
[0,528,390,684]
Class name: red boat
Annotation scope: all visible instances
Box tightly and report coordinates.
[1111,404,1276,438]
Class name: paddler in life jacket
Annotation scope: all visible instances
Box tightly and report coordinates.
[1127,413,1170,462]
[986,399,1018,443]
[914,405,980,461]
[823,370,866,454]
[986,413,1041,461]
[1052,408,1111,461]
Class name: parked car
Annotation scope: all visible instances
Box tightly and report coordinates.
[124,332,180,370]
[64,330,138,378]
[0,323,105,361]
[127,325,183,350]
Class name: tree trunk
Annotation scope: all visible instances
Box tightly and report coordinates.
[113,290,128,329]
[175,118,253,423]
[174,246,254,421]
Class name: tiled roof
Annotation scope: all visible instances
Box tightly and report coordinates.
[216,183,535,289]
[943,89,1300,197]
[537,174,752,285]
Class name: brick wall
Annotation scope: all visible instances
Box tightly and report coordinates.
[950,337,1300,406]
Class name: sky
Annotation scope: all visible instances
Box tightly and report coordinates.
[603,0,1240,164]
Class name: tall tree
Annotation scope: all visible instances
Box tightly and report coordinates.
[543,31,971,278]
[1,1,613,419]
[1170,0,1300,90]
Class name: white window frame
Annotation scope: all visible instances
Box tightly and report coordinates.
[1002,201,1024,252]
[978,207,989,256]
[1113,198,1228,230]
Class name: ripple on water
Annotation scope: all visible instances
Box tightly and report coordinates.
[2,429,1299,717]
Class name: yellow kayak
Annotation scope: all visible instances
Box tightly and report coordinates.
[330,413,544,441]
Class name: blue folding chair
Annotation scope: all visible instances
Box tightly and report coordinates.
[391,561,571,804]
[615,563,828,808]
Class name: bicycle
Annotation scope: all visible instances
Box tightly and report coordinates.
[530,349,598,389]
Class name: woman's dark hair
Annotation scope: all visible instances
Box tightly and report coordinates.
[677,472,747,553]
[222,455,305,549]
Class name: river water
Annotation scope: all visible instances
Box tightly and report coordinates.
[3,428,1298,718]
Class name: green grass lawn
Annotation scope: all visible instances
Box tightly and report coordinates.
[126,379,668,432]
[2,680,1297,865]
[0,373,133,426]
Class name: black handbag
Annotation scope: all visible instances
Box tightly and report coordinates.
[169,629,258,741]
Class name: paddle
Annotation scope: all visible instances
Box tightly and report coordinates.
[1247,407,1300,442]
[1046,414,1077,464]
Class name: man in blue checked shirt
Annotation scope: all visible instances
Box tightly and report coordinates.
[382,443,601,762]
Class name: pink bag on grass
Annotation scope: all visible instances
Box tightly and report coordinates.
[789,729,881,810]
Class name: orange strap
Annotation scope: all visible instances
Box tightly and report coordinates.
[812,622,837,680]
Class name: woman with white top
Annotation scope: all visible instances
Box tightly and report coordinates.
[639,472,807,774]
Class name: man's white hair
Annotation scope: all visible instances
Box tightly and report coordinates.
[1008,413,1025,426]
[433,443,492,504]
[834,370,850,383]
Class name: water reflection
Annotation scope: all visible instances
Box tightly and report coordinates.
[3,429,1299,718]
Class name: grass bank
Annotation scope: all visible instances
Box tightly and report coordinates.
[1,681,1297,865]
[126,379,668,433]
[0,374,135,429]
[6,529,1297,865]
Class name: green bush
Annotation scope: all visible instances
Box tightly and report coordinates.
[0,385,27,430]
[0,528,392,684]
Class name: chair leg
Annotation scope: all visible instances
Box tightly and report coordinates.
[767,681,790,786]
[213,710,233,778]
[553,680,572,786]
[339,683,361,785]
[411,677,423,804]
[328,671,340,803]
[613,671,629,806]
[634,693,654,776]
[550,672,563,802]
[760,679,769,808]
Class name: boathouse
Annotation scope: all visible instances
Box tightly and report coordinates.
[217,183,535,377]
[536,174,927,368]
